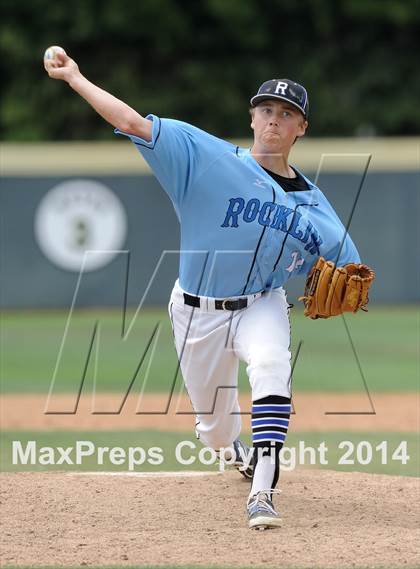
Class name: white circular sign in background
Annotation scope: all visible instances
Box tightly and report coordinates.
[34,180,128,272]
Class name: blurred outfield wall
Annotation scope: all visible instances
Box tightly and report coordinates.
[1,137,419,308]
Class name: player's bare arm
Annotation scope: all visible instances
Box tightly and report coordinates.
[44,48,152,141]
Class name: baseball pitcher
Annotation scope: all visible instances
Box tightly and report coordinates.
[45,50,374,530]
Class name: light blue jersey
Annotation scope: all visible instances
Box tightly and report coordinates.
[115,115,360,298]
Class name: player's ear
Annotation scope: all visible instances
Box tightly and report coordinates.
[249,107,255,130]
[297,119,308,137]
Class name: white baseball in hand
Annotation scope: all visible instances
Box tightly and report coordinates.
[44,45,66,63]
[44,45,78,82]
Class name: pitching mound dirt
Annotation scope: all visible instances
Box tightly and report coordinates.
[1,470,418,568]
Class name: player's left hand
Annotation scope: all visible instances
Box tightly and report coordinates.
[299,256,375,319]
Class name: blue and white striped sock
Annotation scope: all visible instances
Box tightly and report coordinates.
[250,395,291,497]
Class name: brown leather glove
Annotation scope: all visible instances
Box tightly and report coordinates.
[299,257,375,319]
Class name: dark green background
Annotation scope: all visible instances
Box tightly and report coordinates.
[1,0,419,140]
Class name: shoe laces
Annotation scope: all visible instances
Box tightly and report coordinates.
[248,489,282,514]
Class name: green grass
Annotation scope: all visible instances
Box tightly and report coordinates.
[0,305,418,393]
[1,430,418,477]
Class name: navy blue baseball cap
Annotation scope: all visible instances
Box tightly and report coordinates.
[250,79,309,118]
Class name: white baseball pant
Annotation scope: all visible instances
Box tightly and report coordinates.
[168,280,292,450]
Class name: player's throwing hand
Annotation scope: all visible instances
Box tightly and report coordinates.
[43,47,80,83]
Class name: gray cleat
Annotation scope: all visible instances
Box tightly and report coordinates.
[247,491,282,530]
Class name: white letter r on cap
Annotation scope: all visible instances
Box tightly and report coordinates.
[274,81,288,95]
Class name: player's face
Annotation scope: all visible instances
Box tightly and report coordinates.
[250,101,307,150]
